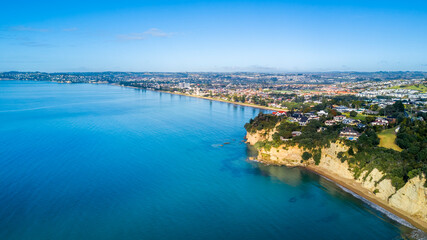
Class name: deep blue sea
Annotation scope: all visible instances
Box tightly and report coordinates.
[0,81,423,240]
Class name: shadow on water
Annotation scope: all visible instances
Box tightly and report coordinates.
[247,157,426,239]
[219,155,262,178]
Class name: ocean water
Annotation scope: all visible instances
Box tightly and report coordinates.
[0,80,422,240]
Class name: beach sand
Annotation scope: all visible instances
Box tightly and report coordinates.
[113,84,285,111]
[162,91,285,111]
[306,165,427,233]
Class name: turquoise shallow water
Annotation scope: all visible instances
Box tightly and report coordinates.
[0,81,421,239]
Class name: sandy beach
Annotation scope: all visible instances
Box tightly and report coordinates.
[306,165,427,233]
[113,84,285,111]
[160,91,286,111]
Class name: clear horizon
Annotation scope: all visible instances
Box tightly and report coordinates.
[1,0,427,72]
[2,70,427,74]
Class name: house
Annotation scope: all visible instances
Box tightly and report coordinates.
[317,110,328,116]
[339,127,361,140]
[272,111,287,116]
[309,116,320,121]
[342,118,359,125]
[298,116,309,126]
[292,131,302,137]
[305,112,316,118]
[357,123,366,129]
[334,106,352,113]
[325,120,336,126]
[364,110,379,115]
[371,118,389,126]
[356,108,365,113]
[334,115,346,122]
[291,112,304,121]
[342,118,353,125]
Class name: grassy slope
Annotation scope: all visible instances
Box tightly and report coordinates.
[378,127,402,152]
[343,112,368,121]
[389,84,427,93]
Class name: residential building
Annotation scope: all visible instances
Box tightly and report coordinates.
[325,120,336,126]
[334,115,346,122]
[339,127,361,140]
[292,131,302,137]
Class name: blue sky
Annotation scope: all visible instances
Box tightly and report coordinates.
[1,0,426,72]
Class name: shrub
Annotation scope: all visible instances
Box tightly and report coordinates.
[348,147,354,156]
[313,152,321,165]
[390,176,405,190]
[302,152,312,161]
[407,169,422,179]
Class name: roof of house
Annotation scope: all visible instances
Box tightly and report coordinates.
[340,127,359,134]
[299,116,309,122]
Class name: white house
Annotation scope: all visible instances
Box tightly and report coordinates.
[317,110,328,116]
[334,115,346,122]
[371,118,389,126]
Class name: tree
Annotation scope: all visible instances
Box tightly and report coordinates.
[232,95,239,102]
[240,95,246,103]
[418,148,427,162]
[357,128,379,148]
[352,100,362,109]
[303,106,311,113]
[329,109,338,116]
[379,101,405,117]
[365,116,375,123]
[370,104,379,111]
[350,111,357,117]
[302,152,312,161]
[348,146,354,155]
[393,101,405,113]
[313,151,321,165]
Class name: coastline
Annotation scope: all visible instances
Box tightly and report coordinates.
[117,82,427,233]
[306,165,427,233]
[159,91,283,111]
[112,83,284,111]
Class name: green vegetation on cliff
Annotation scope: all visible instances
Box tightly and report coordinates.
[245,111,427,189]
[345,119,426,189]
[244,113,279,133]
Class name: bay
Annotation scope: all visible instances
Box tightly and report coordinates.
[0,81,418,239]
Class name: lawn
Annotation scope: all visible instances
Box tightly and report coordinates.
[378,127,402,152]
[343,112,368,121]
[389,84,427,93]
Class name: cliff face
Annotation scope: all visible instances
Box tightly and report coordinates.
[389,176,427,220]
[246,130,427,226]
[245,128,276,145]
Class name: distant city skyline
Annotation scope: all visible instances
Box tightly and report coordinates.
[1,0,427,72]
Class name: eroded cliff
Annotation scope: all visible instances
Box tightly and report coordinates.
[246,130,427,227]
